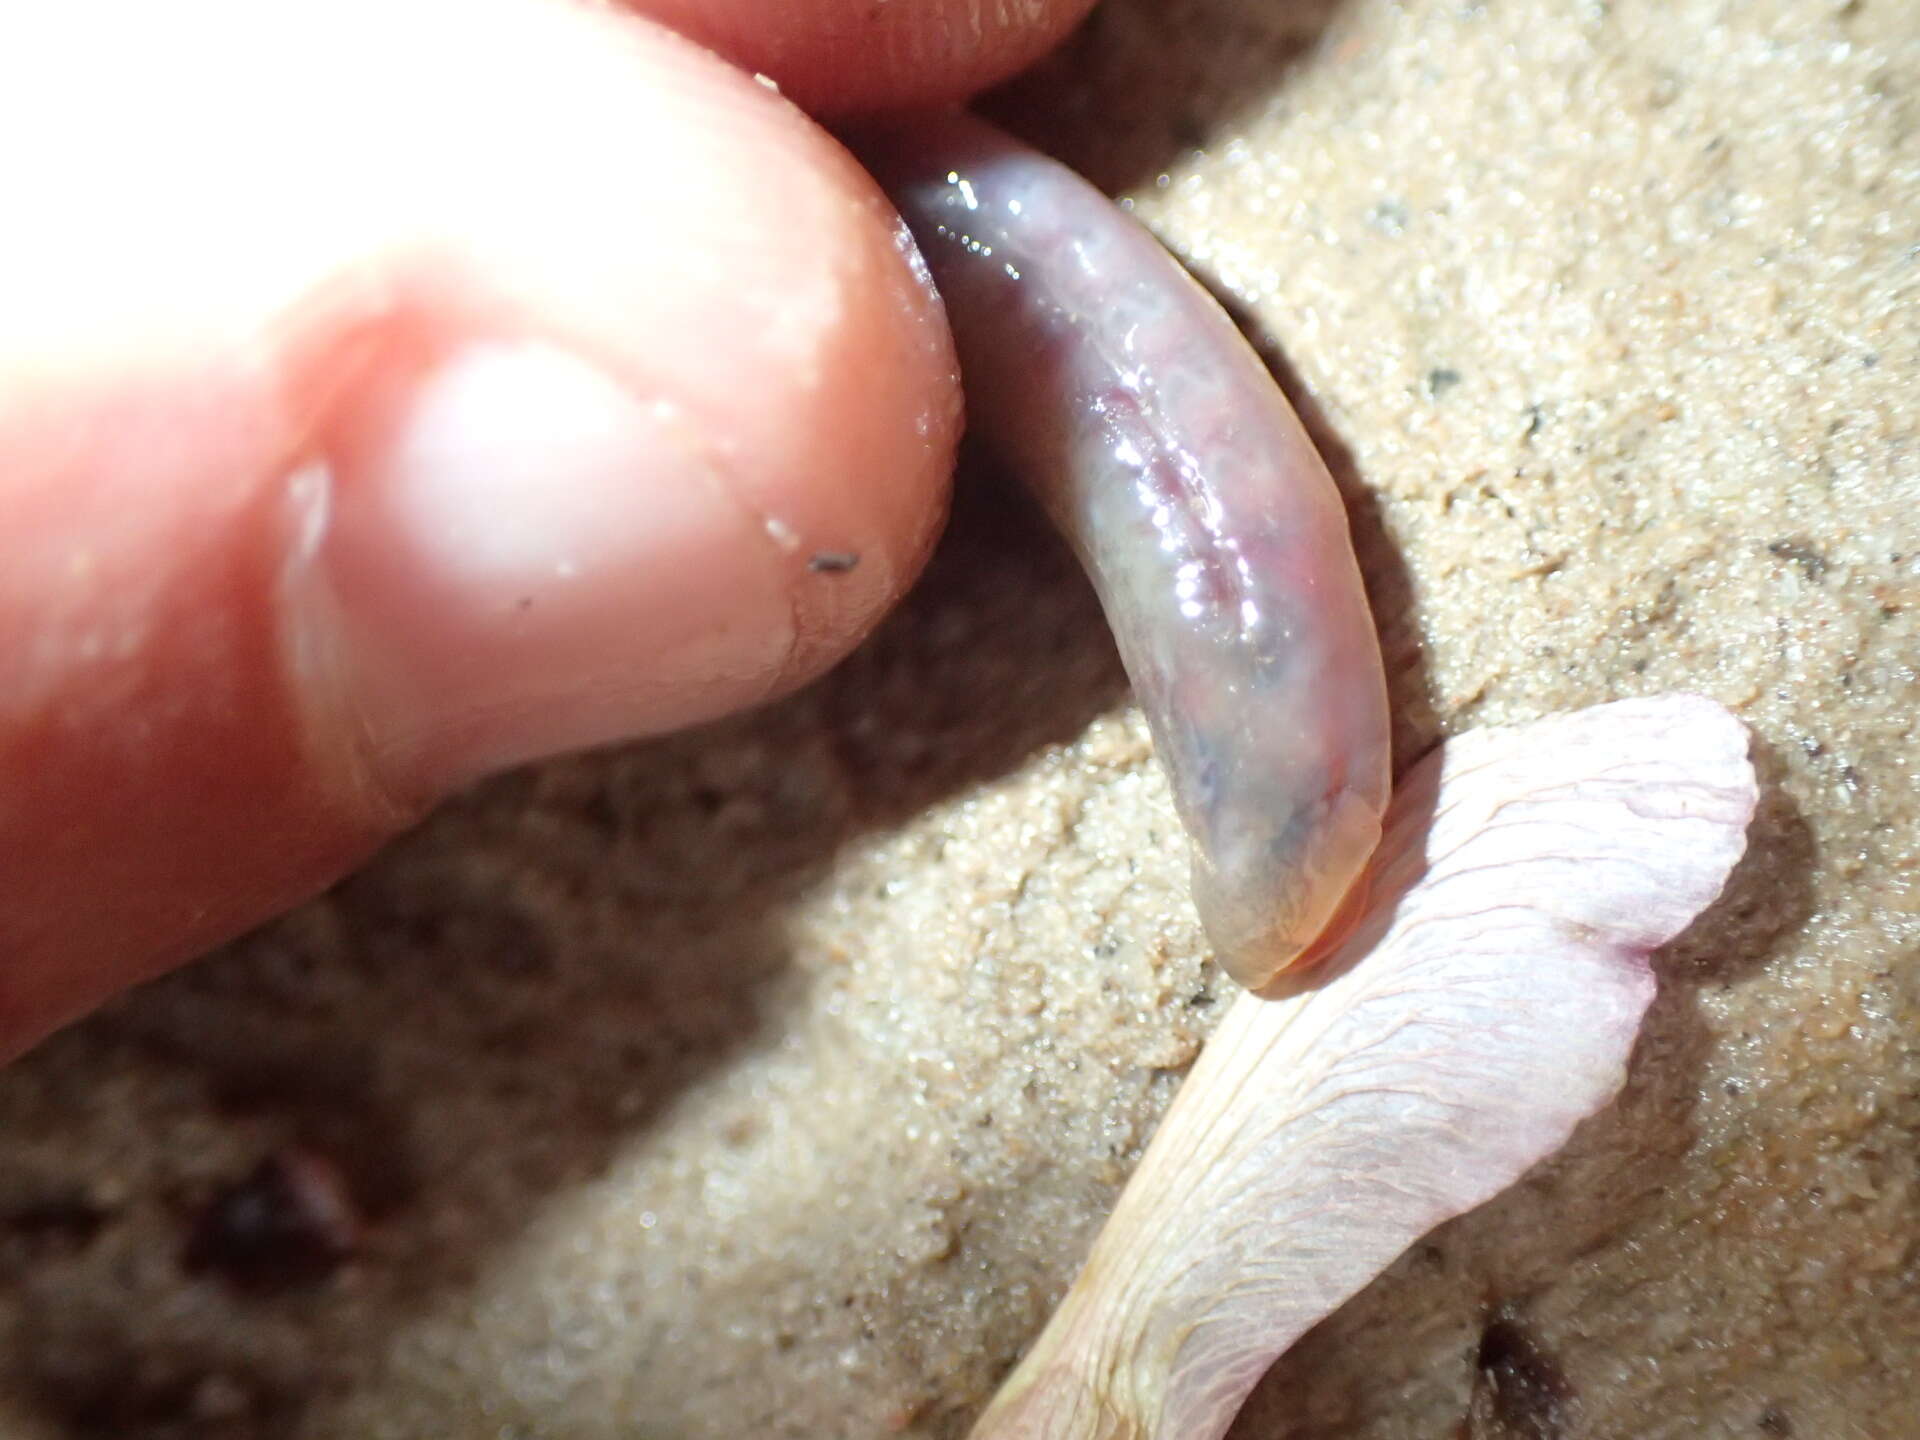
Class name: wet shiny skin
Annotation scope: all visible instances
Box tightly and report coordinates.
[878,116,1390,987]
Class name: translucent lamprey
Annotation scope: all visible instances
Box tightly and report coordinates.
[970,696,1758,1439]
[872,116,1392,987]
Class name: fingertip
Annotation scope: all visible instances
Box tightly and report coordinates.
[623,0,1102,114]
[305,15,962,792]
[315,319,953,796]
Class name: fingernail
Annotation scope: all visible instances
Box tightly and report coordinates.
[316,340,798,793]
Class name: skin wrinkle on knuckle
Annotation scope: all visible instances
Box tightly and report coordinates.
[272,457,423,826]
[672,340,866,698]
[711,438,812,709]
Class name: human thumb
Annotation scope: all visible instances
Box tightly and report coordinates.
[0,0,958,1055]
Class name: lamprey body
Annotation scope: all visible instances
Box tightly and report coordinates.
[878,117,1391,986]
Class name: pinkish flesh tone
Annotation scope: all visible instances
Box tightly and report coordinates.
[878,117,1392,985]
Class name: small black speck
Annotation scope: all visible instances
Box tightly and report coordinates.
[1861,352,1879,368]
[1185,989,1215,1009]
[1767,538,1829,581]
[1523,404,1545,440]
[1757,1405,1793,1436]
[3,1191,109,1255]
[1169,111,1209,152]
[516,595,534,612]
[1475,1314,1572,1439]
[1427,367,1463,397]
[808,550,861,574]
[184,1150,359,1294]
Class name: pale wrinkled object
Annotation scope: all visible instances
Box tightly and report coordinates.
[973,694,1758,1440]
